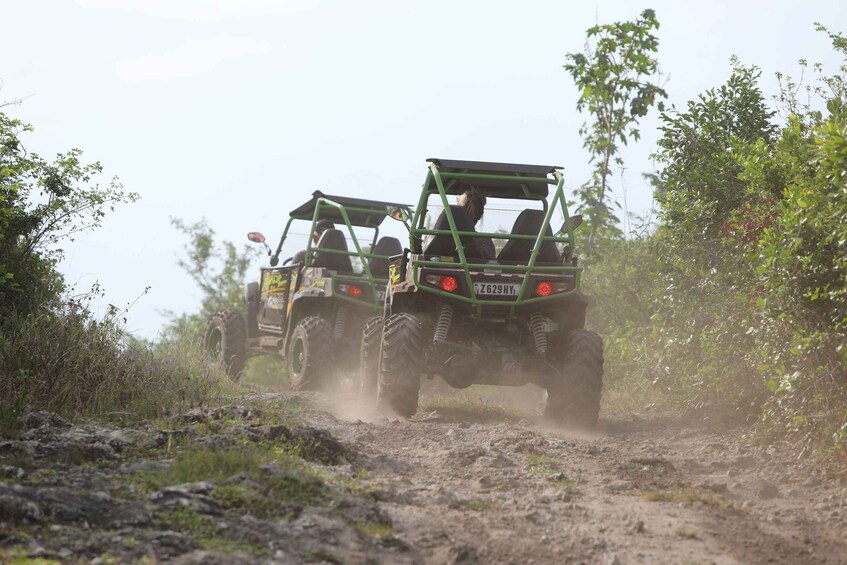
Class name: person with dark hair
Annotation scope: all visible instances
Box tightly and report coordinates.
[458,187,495,259]
[292,219,336,265]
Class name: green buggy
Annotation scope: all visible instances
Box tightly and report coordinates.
[205,190,410,390]
[363,159,603,427]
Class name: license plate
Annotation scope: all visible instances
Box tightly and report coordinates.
[473,282,520,296]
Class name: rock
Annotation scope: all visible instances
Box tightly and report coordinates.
[148,531,200,560]
[149,483,220,515]
[629,519,645,534]
[459,422,471,429]
[172,550,255,564]
[604,554,621,565]
[756,480,780,500]
[482,452,514,468]
[448,543,479,564]
[22,411,70,431]
[0,494,43,523]
[0,465,25,481]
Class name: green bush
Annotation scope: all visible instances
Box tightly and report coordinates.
[0,301,233,436]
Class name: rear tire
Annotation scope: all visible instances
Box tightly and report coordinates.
[288,316,333,391]
[204,310,247,380]
[544,329,603,428]
[377,314,423,418]
[360,316,384,403]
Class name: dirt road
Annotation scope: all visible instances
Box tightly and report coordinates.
[2,389,846,564]
[317,390,847,565]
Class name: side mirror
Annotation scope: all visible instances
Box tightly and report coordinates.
[387,206,410,223]
[558,214,583,234]
[248,231,272,256]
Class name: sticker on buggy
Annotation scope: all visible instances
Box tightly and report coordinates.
[261,273,288,296]
[389,264,401,286]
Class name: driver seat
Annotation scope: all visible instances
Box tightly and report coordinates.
[311,229,354,273]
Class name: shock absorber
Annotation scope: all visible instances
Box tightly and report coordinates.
[528,312,548,356]
[334,306,347,339]
[433,304,453,343]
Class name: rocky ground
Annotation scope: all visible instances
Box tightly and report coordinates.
[1,390,846,564]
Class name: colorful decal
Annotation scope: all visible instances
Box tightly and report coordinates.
[261,272,289,296]
[389,264,401,286]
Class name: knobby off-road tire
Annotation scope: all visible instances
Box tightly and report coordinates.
[360,316,384,403]
[377,313,423,418]
[288,316,333,391]
[544,329,604,429]
[204,310,247,380]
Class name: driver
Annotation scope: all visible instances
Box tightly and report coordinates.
[458,187,496,259]
[292,219,336,265]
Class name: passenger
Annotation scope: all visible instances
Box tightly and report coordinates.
[292,219,336,265]
[458,187,496,260]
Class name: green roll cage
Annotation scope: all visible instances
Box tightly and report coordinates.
[406,159,582,316]
[269,191,411,308]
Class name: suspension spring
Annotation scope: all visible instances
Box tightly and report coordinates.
[334,306,347,339]
[433,305,453,343]
[529,312,548,355]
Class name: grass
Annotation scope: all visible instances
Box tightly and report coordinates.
[645,487,727,507]
[158,507,266,555]
[353,520,394,538]
[459,499,490,512]
[0,309,235,436]
[674,527,701,539]
[0,549,61,565]
[527,454,577,490]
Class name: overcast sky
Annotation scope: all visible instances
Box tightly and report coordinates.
[2,0,845,339]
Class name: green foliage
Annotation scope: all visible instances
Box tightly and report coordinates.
[564,9,667,253]
[0,112,137,321]
[0,301,232,436]
[655,60,776,246]
[161,217,259,340]
[591,25,847,455]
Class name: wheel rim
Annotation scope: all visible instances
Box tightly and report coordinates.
[291,337,306,376]
[207,328,223,359]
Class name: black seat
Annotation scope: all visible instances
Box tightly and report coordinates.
[368,236,403,278]
[497,209,561,263]
[311,229,354,273]
[423,205,485,259]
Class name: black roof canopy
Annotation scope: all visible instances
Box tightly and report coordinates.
[426,158,562,199]
[288,191,410,228]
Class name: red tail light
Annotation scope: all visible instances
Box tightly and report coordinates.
[439,276,459,292]
[534,281,554,297]
[337,283,364,298]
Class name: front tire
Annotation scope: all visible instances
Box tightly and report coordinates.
[360,316,384,403]
[288,316,333,391]
[377,314,423,418]
[544,329,604,428]
[204,310,247,380]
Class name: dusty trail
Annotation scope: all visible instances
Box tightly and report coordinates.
[311,390,847,565]
[2,389,846,564]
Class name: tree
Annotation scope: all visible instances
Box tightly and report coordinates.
[654,60,776,248]
[564,9,667,255]
[0,112,137,322]
[161,218,260,340]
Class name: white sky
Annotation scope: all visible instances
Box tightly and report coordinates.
[2,0,845,338]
